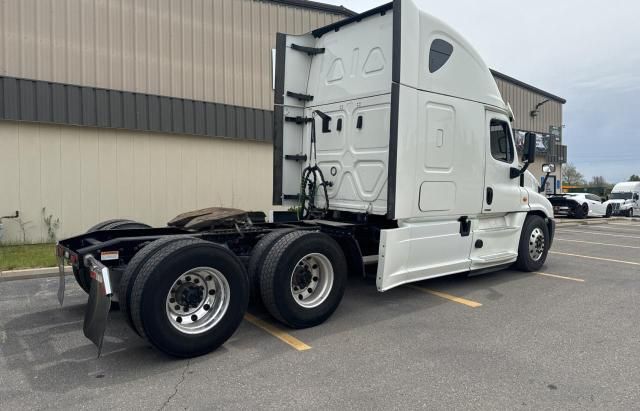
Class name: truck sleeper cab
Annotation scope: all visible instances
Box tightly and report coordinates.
[56,0,555,358]
[273,0,555,290]
[604,182,640,217]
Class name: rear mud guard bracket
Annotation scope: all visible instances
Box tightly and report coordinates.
[82,255,113,357]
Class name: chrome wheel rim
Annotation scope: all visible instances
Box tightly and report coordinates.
[165,267,230,334]
[290,253,334,308]
[529,227,545,262]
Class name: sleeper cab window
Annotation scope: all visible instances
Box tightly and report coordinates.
[490,120,515,163]
[429,39,453,73]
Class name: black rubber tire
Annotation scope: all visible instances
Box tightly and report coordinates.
[119,236,187,336]
[86,219,134,233]
[605,205,612,218]
[260,231,347,329]
[247,229,297,304]
[100,220,152,231]
[130,239,249,358]
[579,203,589,219]
[515,215,550,272]
[73,219,151,294]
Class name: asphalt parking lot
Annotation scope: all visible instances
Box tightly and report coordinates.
[1,219,640,410]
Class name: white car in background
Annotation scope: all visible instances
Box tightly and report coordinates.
[548,192,612,219]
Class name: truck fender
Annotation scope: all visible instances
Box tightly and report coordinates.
[332,235,365,279]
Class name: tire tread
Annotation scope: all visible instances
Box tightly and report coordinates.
[260,231,311,325]
[130,238,206,340]
[247,229,296,303]
[119,236,187,335]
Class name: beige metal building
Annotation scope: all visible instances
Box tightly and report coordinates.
[492,70,567,192]
[0,0,565,244]
[0,0,352,243]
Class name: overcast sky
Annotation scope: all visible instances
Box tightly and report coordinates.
[322,0,640,183]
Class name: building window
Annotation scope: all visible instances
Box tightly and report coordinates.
[429,39,453,73]
[490,120,514,163]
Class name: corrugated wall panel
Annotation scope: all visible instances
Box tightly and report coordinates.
[0,121,275,244]
[0,75,275,141]
[494,76,563,134]
[1,0,345,111]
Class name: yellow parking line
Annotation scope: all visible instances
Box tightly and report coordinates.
[407,285,482,308]
[535,272,585,282]
[555,229,640,239]
[244,313,311,351]
[550,251,640,266]
[555,238,640,249]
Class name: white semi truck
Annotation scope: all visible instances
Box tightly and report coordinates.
[604,182,640,217]
[56,0,555,358]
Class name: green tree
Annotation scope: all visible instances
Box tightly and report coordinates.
[562,163,585,185]
[629,174,640,182]
[589,176,608,186]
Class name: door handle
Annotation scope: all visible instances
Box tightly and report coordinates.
[486,187,494,205]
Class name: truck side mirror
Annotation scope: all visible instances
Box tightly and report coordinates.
[524,132,536,164]
[542,164,555,173]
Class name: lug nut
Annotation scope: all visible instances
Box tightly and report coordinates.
[307,288,313,293]
[183,307,189,312]
[312,277,318,282]
[206,275,213,281]
[203,304,210,311]
[209,289,215,295]
[174,305,180,310]
[176,317,182,323]
[194,278,199,284]
[191,315,198,321]
[170,298,176,303]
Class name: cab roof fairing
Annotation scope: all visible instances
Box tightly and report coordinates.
[310,0,507,111]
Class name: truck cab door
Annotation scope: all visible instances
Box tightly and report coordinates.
[466,111,526,270]
[482,112,523,214]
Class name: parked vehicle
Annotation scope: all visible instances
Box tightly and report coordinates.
[548,193,612,219]
[604,182,640,217]
[56,0,556,358]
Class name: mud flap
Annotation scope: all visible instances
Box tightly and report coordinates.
[82,255,113,357]
[57,253,66,306]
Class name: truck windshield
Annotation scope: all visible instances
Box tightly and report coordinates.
[610,192,632,200]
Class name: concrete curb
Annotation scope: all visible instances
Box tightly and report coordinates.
[0,266,72,282]
[555,216,640,228]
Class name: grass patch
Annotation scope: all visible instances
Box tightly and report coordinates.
[0,243,57,271]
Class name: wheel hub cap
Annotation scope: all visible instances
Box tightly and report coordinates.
[529,227,545,262]
[165,267,230,334]
[176,284,204,308]
[292,266,313,290]
[290,253,334,309]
